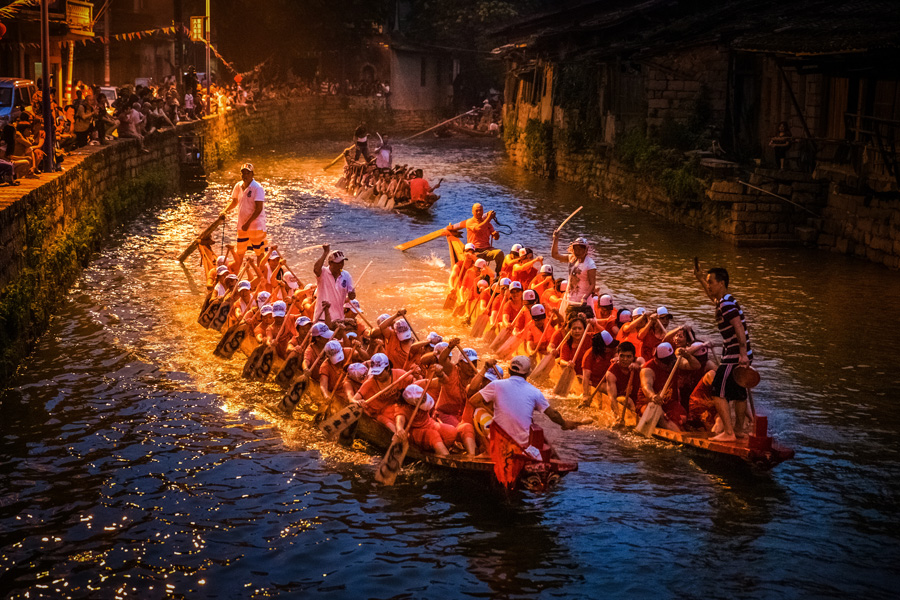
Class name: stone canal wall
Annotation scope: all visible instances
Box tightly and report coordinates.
[0,96,438,379]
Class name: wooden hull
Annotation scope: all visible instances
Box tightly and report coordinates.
[448,123,498,138]
[332,397,577,491]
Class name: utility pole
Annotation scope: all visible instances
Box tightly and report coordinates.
[40,0,55,172]
[103,6,110,86]
[174,0,183,95]
[205,0,210,115]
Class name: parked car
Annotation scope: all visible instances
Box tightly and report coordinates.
[0,78,37,121]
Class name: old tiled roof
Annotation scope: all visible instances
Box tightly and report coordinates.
[493,0,900,58]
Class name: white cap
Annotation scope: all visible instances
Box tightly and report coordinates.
[295,316,312,328]
[477,279,489,289]
[485,365,504,381]
[464,243,476,251]
[402,385,434,411]
[500,277,512,287]
[216,265,230,276]
[272,301,287,318]
[216,256,226,266]
[509,355,531,376]
[347,363,368,383]
[619,310,632,323]
[346,331,357,340]
[283,272,299,289]
[475,258,487,269]
[518,248,528,257]
[427,332,442,345]
[237,280,252,292]
[328,250,347,264]
[240,162,254,172]
[560,281,568,292]
[523,289,537,301]
[344,299,363,314]
[510,281,523,290]
[303,282,316,292]
[572,237,589,246]
[225,273,238,282]
[690,341,708,354]
[530,304,546,317]
[369,353,390,375]
[324,340,345,364]
[634,307,646,316]
[600,330,615,345]
[256,291,271,308]
[393,319,412,341]
[463,348,478,363]
[376,313,391,325]
[510,243,522,253]
[260,305,274,316]
[657,306,670,316]
[540,264,553,274]
[310,322,334,339]
[269,250,280,259]
[434,341,450,353]
[656,342,674,359]
[599,294,613,307]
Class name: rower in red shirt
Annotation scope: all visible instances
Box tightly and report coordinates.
[355,353,414,430]
[522,304,554,356]
[603,341,643,417]
[408,169,442,209]
[637,342,700,431]
[580,330,619,406]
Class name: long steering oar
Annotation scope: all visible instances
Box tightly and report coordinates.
[395,225,461,252]
[179,214,226,263]
[375,372,436,486]
[323,146,354,171]
[402,110,475,142]
[635,361,680,436]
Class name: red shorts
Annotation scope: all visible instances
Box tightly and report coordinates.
[410,421,457,451]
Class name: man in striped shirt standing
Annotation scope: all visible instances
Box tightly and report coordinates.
[694,263,752,442]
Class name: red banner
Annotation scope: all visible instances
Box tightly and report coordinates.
[489,423,527,489]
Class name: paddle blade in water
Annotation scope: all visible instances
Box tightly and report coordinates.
[471,314,488,338]
[496,333,522,360]
[529,353,554,382]
[375,439,409,486]
[553,366,575,397]
[320,403,362,438]
[490,327,512,352]
[443,290,456,310]
[635,403,664,436]
[483,325,498,345]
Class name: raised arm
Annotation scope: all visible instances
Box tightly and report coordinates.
[551,231,568,262]
[693,258,715,303]
[313,244,329,278]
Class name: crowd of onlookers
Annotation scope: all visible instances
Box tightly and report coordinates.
[0,71,262,183]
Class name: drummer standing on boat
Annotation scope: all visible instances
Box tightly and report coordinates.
[222,162,266,271]
[446,203,504,274]
[694,263,752,442]
[313,244,355,323]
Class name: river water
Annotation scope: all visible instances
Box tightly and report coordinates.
[2,138,899,599]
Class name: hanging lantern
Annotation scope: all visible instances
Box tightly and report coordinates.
[0,22,7,41]
[234,74,243,84]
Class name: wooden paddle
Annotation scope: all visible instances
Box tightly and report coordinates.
[635,361,680,437]
[528,321,553,365]
[320,369,416,437]
[530,330,570,382]
[491,305,526,352]
[374,372,435,486]
[274,328,313,388]
[248,311,291,382]
[394,225,457,252]
[554,206,583,236]
[278,340,332,414]
[471,285,499,338]
[402,110,475,141]
[616,369,637,426]
[314,347,357,422]
[179,214,226,263]
[553,328,590,397]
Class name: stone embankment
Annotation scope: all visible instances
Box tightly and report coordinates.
[0,96,437,379]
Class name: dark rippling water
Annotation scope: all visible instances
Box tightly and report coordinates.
[2,137,899,599]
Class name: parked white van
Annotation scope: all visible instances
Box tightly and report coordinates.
[0,78,38,122]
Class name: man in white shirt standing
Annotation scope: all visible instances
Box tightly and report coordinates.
[551,232,597,320]
[222,163,266,271]
[313,244,356,323]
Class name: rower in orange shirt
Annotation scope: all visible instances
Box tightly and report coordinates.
[511,247,542,288]
[522,304,554,356]
[446,203,504,273]
[530,264,555,299]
